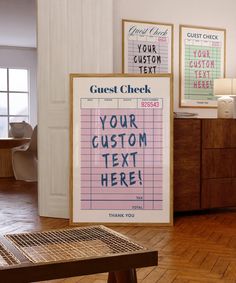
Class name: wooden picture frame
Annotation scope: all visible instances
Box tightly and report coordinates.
[70,74,173,225]
[179,25,226,108]
[122,19,173,74]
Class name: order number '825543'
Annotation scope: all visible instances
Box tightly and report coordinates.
[139,99,163,109]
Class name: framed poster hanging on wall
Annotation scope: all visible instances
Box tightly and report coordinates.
[70,74,173,225]
[122,19,173,74]
[179,25,226,108]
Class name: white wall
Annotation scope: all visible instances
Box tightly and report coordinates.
[0,46,37,126]
[0,0,36,47]
[113,0,236,117]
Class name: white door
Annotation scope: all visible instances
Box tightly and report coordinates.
[37,0,113,218]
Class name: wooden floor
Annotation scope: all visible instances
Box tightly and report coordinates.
[1,179,236,282]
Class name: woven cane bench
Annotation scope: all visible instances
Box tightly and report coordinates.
[0,225,158,283]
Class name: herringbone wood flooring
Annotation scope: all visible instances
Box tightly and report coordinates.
[1,179,236,282]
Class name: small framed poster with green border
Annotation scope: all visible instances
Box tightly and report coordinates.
[179,25,226,108]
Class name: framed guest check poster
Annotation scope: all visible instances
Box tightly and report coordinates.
[180,25,226,108]
[70,74,173,225]
[122,20,173,74]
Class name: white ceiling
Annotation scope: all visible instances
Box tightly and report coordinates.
[0,0,36,48]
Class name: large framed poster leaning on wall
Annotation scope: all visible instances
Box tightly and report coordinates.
[179,25,226,108]
[70,74,173,225]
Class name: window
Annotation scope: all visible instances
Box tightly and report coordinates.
[0,68,29,137]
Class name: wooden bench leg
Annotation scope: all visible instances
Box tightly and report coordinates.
[108,269,137,283]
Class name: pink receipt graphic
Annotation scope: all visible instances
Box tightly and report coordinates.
[127,38,169,74]
[80,101,163,210]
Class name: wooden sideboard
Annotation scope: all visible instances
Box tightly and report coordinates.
[0,139,29,178]
[174,118,236,211]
